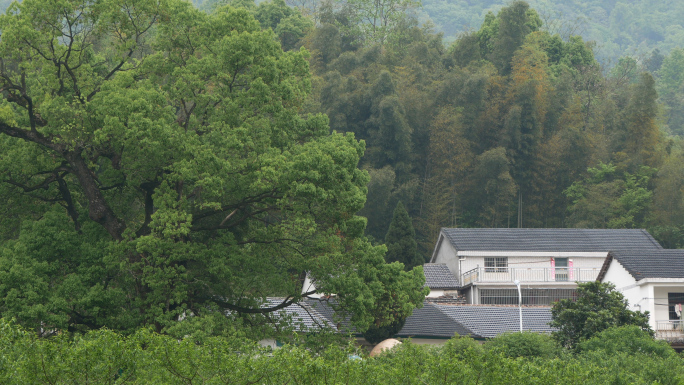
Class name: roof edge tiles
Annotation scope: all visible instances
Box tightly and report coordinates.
[439,228,663,252]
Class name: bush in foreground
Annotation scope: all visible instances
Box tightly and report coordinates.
[0,320,682,384]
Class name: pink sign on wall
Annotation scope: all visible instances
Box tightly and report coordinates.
[569,259,574,280]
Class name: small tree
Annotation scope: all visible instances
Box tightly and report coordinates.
[384,201,422,270]
[550,281,652,349]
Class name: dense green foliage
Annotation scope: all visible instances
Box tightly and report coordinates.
[2,0,684,345]
[0,0,426,337]
[296,0,684,253]
[384,201,422,269]
[550,281,652,349]
[486,331,563,359]
[0,319,682,384]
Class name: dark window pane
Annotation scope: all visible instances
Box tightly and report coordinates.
[668,293,684,320]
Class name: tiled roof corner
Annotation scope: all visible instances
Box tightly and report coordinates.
[608,249,684,280]
[397,302,473,338]
[423,263,460,289]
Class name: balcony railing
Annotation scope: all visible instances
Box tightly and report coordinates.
[655,320,684,341]
[461,267,601,285]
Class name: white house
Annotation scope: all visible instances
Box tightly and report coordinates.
[597,249,684,349]
[430,228,663,305]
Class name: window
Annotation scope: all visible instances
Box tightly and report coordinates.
[669,293,684,320]
[485,257,508,273]
[555,258,569,281]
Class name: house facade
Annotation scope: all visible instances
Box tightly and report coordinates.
[598,249,684,349]
[430,228,663,305]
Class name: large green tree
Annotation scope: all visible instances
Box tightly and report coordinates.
[0,0,425,336]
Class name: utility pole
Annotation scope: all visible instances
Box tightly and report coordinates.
[514,279,522,332]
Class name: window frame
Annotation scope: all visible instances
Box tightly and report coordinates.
[484,257,508,273]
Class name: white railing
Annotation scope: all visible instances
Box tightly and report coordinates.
[461,267,601,285]
[655,320,684,341]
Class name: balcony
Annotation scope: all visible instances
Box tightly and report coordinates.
[655,320,684,342]
[461,267,601,285]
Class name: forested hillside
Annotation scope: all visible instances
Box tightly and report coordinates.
[284,0,684,254]
[420,0,684,65]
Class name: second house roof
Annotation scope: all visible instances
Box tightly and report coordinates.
[441,228,663,252]
[599,249,684,281]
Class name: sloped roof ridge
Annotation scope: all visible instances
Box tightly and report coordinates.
[638,228,664,249]
[439,228,663,252]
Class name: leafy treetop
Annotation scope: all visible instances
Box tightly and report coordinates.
[550,281,651,349]
[0,0,425,337]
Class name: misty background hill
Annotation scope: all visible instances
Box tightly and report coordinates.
[418,0,684,65]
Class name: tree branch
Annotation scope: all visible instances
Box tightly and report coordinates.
[215,291,317,314]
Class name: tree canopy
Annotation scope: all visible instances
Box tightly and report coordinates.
[384,201,422,270]
[298,0,684,252]
[0,0,425,337]
[550,281,651,349]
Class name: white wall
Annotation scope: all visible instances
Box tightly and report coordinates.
[652,285,684,327]
[301,274,323,298]
[602,259,650,322]
[601,260,684,330]
[427,289,445,298]
[653,286,675,323]
[431,234,460,276]
[431,234,607,285]
[458,255,606,273]
[458,255,605,288]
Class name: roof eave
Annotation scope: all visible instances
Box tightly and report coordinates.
[596,251,614,281]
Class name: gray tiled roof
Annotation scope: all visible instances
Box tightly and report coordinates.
[607,249,684,280]
[423,263,460,289]
[397,302,472,338]
[303,298,356,332]
[302,299,555,340]
[434,304,555,338]
[266,298,333,332]
[441,228,662,252]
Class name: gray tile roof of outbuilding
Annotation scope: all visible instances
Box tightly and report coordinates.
[302,300,555,340]
[303,298,356,332]
[604,249,684,280]
[397,302,472,338]
[433,304,555,338]
[423,263,460,289]
[266,298,334,332]
[441,228,662,252]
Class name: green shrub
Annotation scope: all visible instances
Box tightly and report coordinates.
[485,331,562,359]
[577,325,676,358]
